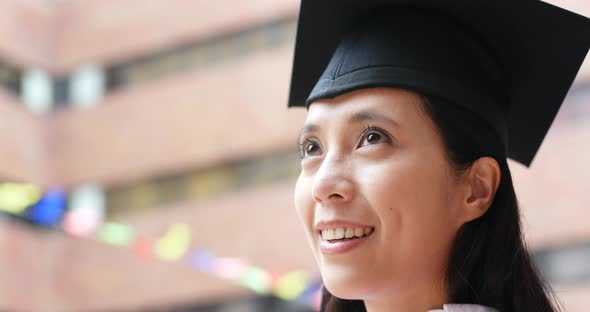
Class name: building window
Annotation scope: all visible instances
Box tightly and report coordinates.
[105,18,296,91]
[0,61,21,95]
[533,241,590,286]
[105,149,300,219]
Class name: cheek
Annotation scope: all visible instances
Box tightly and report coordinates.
[364,156,458,259]
[364,160,452,220]
[294,173,323,266]
[294,173,314,233]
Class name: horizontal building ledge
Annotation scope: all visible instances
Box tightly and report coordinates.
[0,218,251,311]
[48,45,306,188]
[0,89,49,185]
[0,0,299,74]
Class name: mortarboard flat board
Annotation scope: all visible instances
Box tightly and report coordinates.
[287,0,590,167]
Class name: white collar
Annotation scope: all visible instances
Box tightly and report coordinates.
[428,304,499,312]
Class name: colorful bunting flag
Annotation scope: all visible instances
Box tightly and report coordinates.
[238,266,273,295]
[154,223,191,261]
[0,183,42,214]
[273,270,309,300]
[0,183,323,310]
[100,222,135,246]
[26,189,66,227]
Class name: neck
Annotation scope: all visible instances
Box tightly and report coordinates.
[363,277,449,312]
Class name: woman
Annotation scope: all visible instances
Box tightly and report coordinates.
[288,1,590,311]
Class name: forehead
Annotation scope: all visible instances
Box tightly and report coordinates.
[305,88,424,124]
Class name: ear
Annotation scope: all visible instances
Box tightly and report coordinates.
[459,157,501,223]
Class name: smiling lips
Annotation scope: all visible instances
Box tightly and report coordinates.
[315,221,376,255]
[320,227,374,241]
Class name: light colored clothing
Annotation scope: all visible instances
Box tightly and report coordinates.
[428,304,499,312]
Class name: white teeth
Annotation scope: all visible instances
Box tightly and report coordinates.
[354,228,364,237]
[344,228,354,238]
[334,228,345,239]
[322,229,334,240]
[321,227,374,240]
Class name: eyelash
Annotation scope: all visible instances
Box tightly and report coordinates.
[359,125,392,144]
[296,138,317,159]
[296,124,391,159]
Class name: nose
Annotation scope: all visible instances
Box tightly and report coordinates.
[311,154,355,204]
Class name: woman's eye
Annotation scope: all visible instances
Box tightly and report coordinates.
[360,129,390,147]
[299,140,322,158]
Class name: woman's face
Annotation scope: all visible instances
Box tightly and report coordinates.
[294,88,468,301]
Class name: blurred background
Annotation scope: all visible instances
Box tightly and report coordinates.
[0,0,587,311]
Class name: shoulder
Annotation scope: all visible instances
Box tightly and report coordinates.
[427,304,499,312]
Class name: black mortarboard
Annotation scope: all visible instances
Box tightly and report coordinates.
[287,0,590,166]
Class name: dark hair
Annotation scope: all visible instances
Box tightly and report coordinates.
[319,94,562,312]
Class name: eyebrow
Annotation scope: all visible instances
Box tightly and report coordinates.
[298,123,319,141]
[350,111,400,128]
[298,110,400,142]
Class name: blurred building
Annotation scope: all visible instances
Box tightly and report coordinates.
[0,0,588,311]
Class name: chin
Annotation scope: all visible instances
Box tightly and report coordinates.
[323,281,362,300]
[321,266,372,300]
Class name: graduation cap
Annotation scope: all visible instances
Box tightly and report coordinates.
[287,0,590,166]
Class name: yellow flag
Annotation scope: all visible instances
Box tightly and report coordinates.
[273,270,309,300]
[0,183,42,214]
[154,223,191,261]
